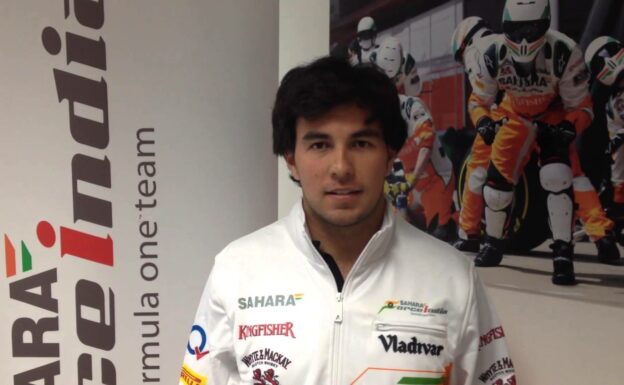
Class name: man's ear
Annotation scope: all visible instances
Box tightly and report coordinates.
[284,152,300,181]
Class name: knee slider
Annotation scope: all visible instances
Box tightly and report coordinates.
[468,167,487,193]
[540,163,572,193]
[483,185,513,211]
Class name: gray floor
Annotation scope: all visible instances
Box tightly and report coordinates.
[467,241,624,384]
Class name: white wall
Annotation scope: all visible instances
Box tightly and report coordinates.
[0,1,278,383]
[278,0,330,218]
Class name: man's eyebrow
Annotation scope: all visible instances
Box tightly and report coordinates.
[351,127,383,139]
[301,131,330,141]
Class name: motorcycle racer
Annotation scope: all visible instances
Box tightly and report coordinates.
[586,36,624,250]
[467,0,613,284]
[377,39,454,240]
[374,36,422,96]
[388,94,455,240]
[451,17,497,251]
[452,16,619,264]
[348,16,380,66]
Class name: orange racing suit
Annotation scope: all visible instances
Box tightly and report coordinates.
[468,30,613,241]
[390,95,454,227]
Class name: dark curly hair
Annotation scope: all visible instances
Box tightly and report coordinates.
[272,56,407,156]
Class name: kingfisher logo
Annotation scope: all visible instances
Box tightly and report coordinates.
[238,293,304,309]
[187,325,210,360]
[479,326,506,350]
[238,322,296,340]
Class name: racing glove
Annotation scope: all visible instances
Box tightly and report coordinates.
[475,116,497,145]
[607,134,624,156]
[534,120,576,145]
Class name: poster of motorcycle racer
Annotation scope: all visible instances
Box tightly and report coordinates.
[330,0,624,289]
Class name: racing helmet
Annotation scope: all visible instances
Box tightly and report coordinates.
[375,36,404,79]
[502,0,551,64]
[585,36,624,87]
[356,16,377,50]
[451,16,493,63]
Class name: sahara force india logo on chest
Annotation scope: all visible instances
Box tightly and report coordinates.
[378,299,448,317]
[238,293,303,309]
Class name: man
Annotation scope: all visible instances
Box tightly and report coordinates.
[374,36,422,96]
[467,0,616,284]
[376,37,454,240]
[450,17,498,251]
[586,36,624,247]
[452,16,619,264]
[179,57,514,385]
[348,16,380,66]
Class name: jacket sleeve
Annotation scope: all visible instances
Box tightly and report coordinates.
[179,252,238,385]
[452,267,516,385]
[559,45,594,134]
[466,45,498,126]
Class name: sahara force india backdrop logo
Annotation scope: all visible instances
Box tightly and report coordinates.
[3,1,121,383]
[238,293,304,309]
[378,299,448,317]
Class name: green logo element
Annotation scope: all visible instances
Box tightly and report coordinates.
[398,376,444,385]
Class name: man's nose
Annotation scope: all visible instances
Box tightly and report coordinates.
[330,147,354,181]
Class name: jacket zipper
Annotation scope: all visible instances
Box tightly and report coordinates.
[331,292,344,385]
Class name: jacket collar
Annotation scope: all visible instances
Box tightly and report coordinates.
[284,199,396,280]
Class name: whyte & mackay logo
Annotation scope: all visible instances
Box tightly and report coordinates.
[238,293,304,309]
[378,299,448,317]
[242,347,292,370]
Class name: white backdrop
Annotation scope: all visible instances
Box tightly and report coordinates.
[0,1,278,384]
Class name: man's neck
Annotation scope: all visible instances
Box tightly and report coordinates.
[303,198,387,280]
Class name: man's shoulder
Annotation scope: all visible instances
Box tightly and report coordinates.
[393,219,474,274]
[215,217,293,263]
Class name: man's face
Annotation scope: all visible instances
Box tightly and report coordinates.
[285,104,395,228]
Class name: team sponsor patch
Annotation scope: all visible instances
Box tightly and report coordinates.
[378,299,448,317]
[378,334,444,356]
[478,357,514,383]
[238,322,296,340]
[241,348,292,370]
[180,364,207,385]
[238,293,304,309]
[252,368,281,385]
[350,364,452,385]
[479,326,505,350]
[187,324,210,360]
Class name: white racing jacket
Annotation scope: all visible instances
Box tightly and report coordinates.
[179,203,515,385]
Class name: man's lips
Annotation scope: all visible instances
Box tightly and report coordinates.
[325,189,363,196]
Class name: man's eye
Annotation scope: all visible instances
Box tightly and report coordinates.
[310,142,328,150]
[353,140,372,148]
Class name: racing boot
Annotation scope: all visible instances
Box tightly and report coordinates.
[453,235,480,252]
[474,236,504,267]
[594,233,621,265]
[551,240,576,286]
[431,221,456,243]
